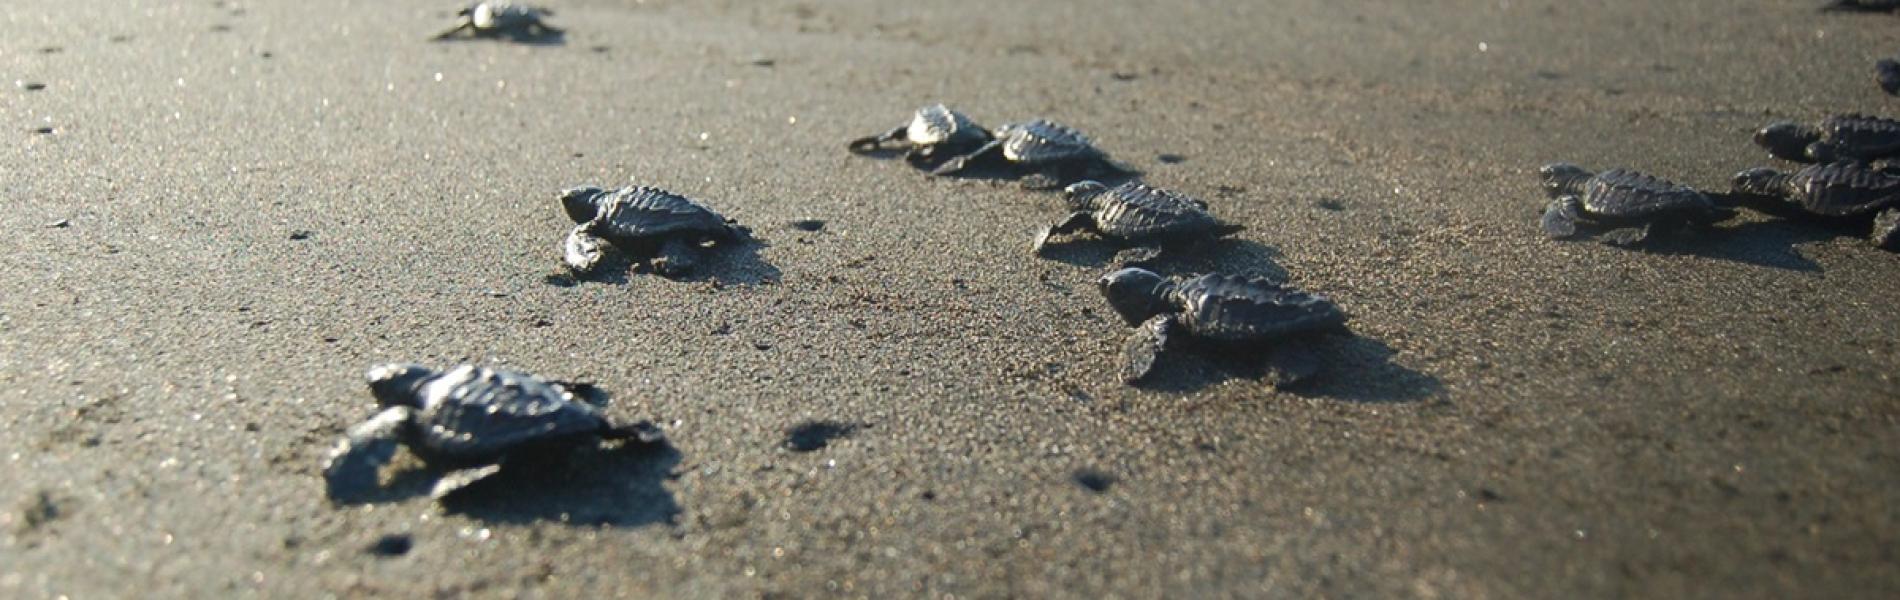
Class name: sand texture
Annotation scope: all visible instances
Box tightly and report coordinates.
[3,0,1899,597]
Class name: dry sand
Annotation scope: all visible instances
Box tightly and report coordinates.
[3,0,1899,597]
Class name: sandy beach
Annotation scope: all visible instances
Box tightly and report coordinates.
[3,0,1899,597]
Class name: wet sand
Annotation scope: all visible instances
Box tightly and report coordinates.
[3,0,1899,597]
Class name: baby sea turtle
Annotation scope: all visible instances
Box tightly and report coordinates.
[323,364,664,503]
[1730,161,1900,250]
[932,119,1135,189]
[1034,180,1244,265]
[1538,163,1734,246]
[1099,268,1347,387]
[1754,114,1900,163]
[431,2,562,41]
[560,185,750,278]
[847,104,992,166]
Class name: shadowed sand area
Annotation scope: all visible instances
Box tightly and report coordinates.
[2,0,1899,597]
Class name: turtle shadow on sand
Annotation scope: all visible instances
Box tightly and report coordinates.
[322,441,684,528]
[1136,334,1442,403]
[438,442,683,528]
[545,237,781,287]
[433,28,566,46]
[1637,220,1842,273]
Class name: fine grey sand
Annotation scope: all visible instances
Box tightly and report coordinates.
[4,0,1900,597]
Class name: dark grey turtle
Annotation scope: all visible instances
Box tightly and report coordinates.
[1099,268,1348,387]
[322,364,664,503]
[1537,163,1734,246]
[847,104,992,166]
[431,2,562,41]
[1730,161,1900,251]
[1879,58,1900,96]
[560,185,750,278]
[931,119,1135,189]
[1755,114,1900,163]
[1034,180,1244,265]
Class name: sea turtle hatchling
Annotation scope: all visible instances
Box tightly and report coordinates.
[1537,163,1735,246]
[847,104,993,166]
[1034,180,1244,265]
[560,185,750,278]
[1730,161,1900,251]
[323,364,664,503]
[431,2,562,41]
[931,119,1135,189]
[1099,267,1348,387]
[1754,114,1900,163]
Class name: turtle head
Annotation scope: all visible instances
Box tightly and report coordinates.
[1537,163,1593,197]
[1754,122,1820,161]
[1730,167,1788,198]
[1062,180,1111,210]
[365,363,437,408]
[1098,267,1173,326]
[560,186,607,223]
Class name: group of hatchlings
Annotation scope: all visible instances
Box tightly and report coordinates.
[321,1,1900,505]
[1541,112,1900,250]
[1543,6,1900,248]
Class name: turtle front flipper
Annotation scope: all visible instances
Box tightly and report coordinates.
[1540,196,1584,239]
[323,407,413,503]
[563,222,611,274]
[1120,314,1181,385]
[1873,207,1900,251]
[848,126,907,154]
[429,464,503,501]
[931,140,1003,176]
[1261,344,1323,390]
[1033,212,1097,255]
[650,237,701,278]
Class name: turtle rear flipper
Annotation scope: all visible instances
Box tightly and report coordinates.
[429,464,503,501]
[1598,225,1652,247]
[430,18,474,41]
[1261,344,1323,390]
[323,407,413,503]
[1113,246,1165,269]
[1020,169,1066,190]
[932,140,1003,176]
[600,419,667,446]
[1120,314,1181,385]
[1540,196,1583,239]
[1873,207,1900,251]
[649,237,701,278]
[563,223,610,273]
[848,125,907,154]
